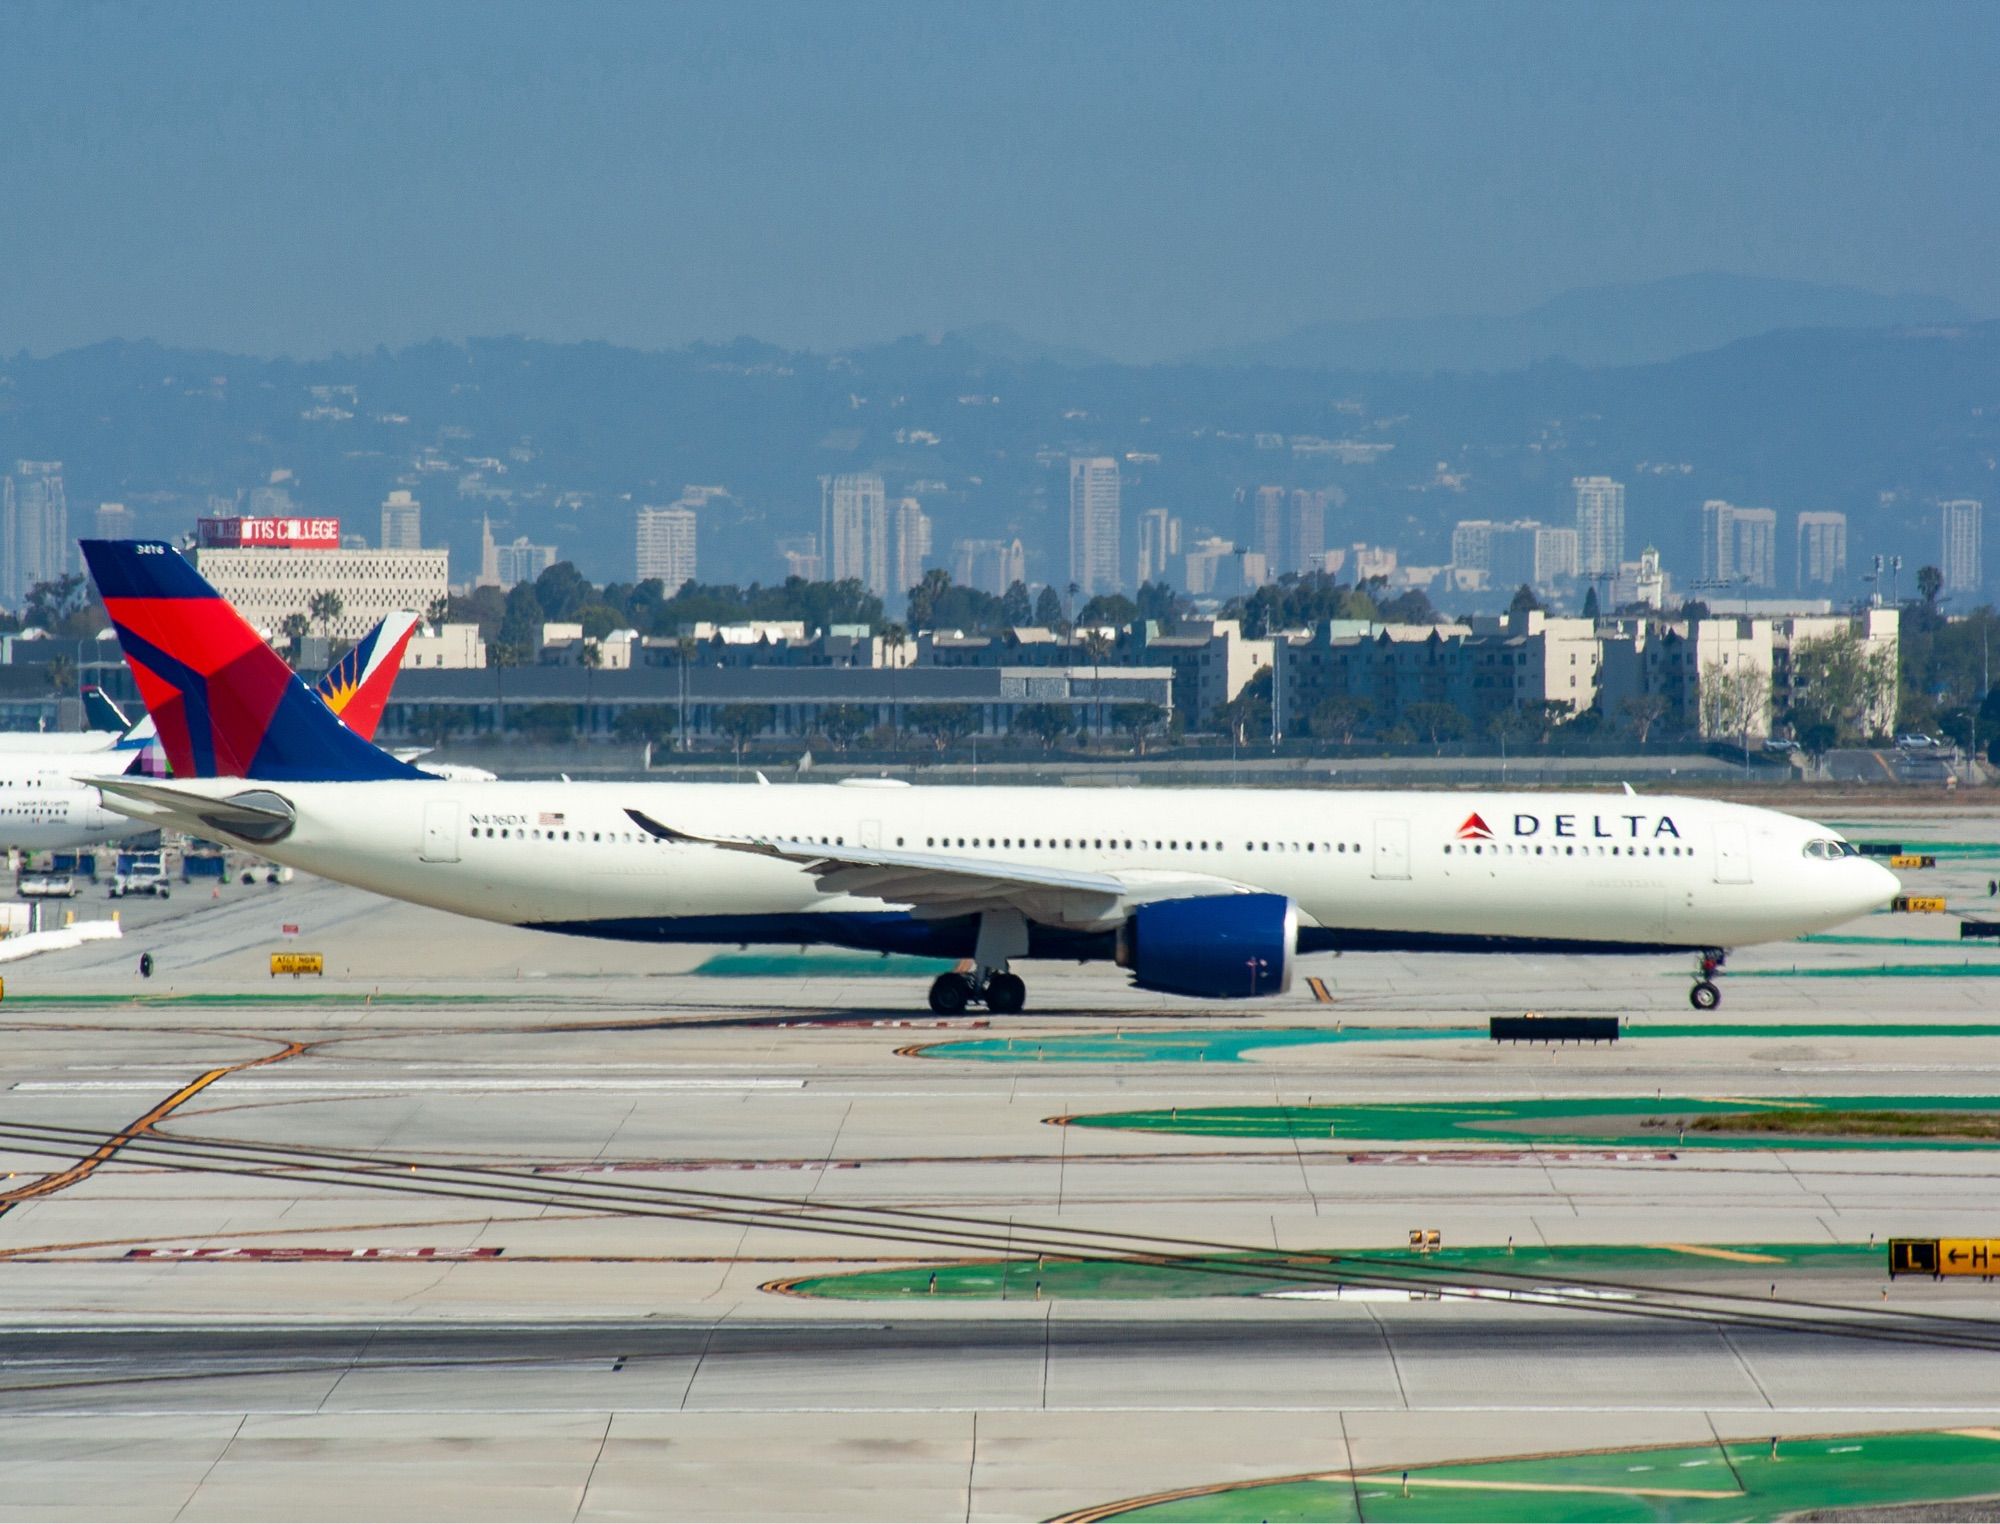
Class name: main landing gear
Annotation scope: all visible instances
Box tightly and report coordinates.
[928,968,1027,1015]
[926,908,1031,1015]
[1690,949,1726,1011]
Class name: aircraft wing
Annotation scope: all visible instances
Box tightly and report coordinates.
[625,808,1252,927]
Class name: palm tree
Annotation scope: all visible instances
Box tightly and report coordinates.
[1080,630,1110,738]
[308,590,344,643]
[881,622,907,741]
[675,635,698,751]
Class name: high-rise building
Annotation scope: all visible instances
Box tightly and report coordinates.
[823,473,889,598]
[1288,489,1328,577]
[494,537,558,588]
[379,489,422,550]
[893,498,932,597]
[1136,509,1181,586]
[1451,520,1496,576]
[950,538,1026,597]
[1795,511,1847,591]
[1251,486,1285,573]
[477,514,501,588]
[2,460,68,607]
[1700,500,1778,589]
[93,502,135,540]
[1068,457,1121,595]
[776,535,823,582]
[636,504,699,593]
[1573,475,1625,581]
[1941,498,1984,597]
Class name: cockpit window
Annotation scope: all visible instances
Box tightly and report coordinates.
[1802,838,1861,860]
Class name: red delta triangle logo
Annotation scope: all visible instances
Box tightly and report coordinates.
[1455,812,1495,841]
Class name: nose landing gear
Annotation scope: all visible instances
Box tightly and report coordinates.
[1690,949,1726,1010]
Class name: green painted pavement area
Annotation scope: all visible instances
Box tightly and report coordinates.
[1079,1429,2000,1523]
[692,950,957,977]
[918,1023,2000,1064]
[0,991,533,1007]
[1059,1094,2000,1149]
[779,1242,1868,1302]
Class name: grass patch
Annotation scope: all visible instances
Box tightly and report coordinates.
[1687,1108,2000,1141]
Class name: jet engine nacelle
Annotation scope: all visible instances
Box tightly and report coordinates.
[1114,892,1297,999]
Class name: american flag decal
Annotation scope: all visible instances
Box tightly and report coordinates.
[540,811,565,827]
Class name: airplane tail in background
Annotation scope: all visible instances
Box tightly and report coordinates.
[80,540,425,783]
[81,686,131,734]
[312,611,419,742]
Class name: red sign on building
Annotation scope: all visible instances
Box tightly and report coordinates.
[197,516,342,549]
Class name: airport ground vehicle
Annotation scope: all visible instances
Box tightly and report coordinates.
[108,852,171,899]
[18,874,78,898]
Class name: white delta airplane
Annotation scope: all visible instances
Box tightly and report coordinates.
[81,540,1898,1014]
[0,614,422,854]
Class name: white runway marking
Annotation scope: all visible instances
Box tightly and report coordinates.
[14,1078,806,1093]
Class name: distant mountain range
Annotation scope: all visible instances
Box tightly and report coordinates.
[2,309,1996,596]
[1182,273,1978,374]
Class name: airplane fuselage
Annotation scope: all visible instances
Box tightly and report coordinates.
[109,779,1896,963]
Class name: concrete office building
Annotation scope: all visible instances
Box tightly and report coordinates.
[1136,509,1181,586]
[1573,475,1625,580]
[636,504,698,593]
[1700,501,1777,589]
[1941,499,1984,597]
[1795,512,1848,591]
[379,490,422,551]
[893,498,932,599]
[1068,457,1121,596]
[2,461,68,607]
[824,473,889,599]
[950,538,1026,597]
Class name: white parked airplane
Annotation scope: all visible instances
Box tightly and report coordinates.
[82,540,1899,1012]
[0,611,421,853]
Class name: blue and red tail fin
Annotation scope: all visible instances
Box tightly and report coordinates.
[314,611,418,742]
[81,540,424,783]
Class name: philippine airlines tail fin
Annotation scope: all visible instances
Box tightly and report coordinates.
[313,611,419,741]
[80,540,424,783]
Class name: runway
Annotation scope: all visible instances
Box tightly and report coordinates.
[3,805,2000,1516]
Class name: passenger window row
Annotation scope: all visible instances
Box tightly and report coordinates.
[1445,842,1694,858]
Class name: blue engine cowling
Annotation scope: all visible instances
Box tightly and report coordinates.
[1114,892,1298,999]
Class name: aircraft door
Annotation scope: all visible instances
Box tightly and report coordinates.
[420,800,461,863]
[1712,821,1751,884]
[1371,818,1410,880]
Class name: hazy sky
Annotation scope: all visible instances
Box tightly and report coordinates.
[4,0,1995,361]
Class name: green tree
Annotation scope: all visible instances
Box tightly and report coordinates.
[1214,669,1273,745]
[1699,658,1771,767]
[1033,585,1062,627]
[817,704,874,752]
[26,574,98,637]
[513,703,576,745]
[1507,583,1544,616]
[612,705,677,747]
[308,589,345,640]
[279,612,312,656]
[1078,593,1137,627]
[906,703,980,753]
[1404,701,1466,747]
[1618,692,1669,745]
[1308,696,1371,744]
[1110,701,1165,756]
[714,703,775,767]
[1000,581,1033,626]
[1581,584,1601,619]
[1918,564,1945,607]
[1787,631,1897,743]
[1011,702,1072,751]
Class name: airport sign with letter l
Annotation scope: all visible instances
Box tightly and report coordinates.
[270,952,324,978]
[1888,1238,2000,1277]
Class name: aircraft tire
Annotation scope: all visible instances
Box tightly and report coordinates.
[927,974,971,1016]
[985,972,1026,1015]
[1690,979,1720,1011]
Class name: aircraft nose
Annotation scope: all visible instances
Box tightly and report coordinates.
[1855,859,1900,915]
